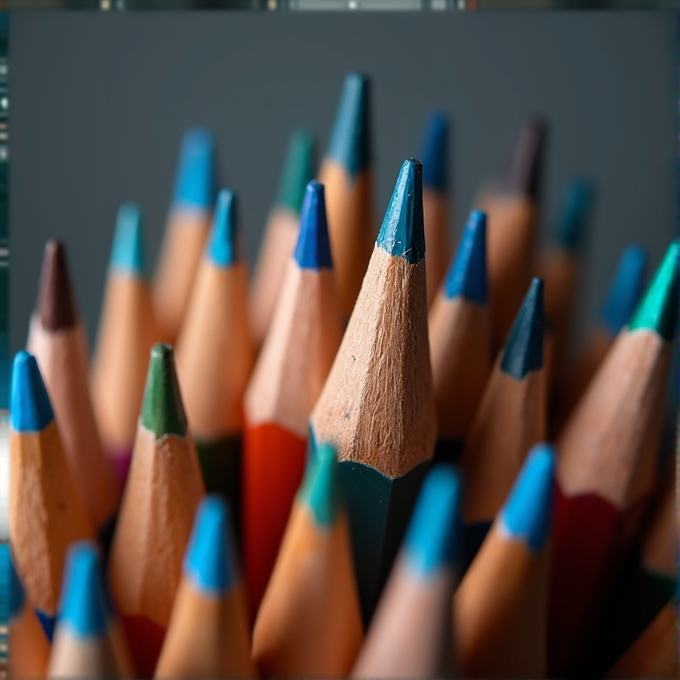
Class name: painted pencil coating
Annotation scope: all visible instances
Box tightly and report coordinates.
[294,181,333,270]
[172,127,216,209]
[444,210,487,304]
[419,112,448,193]
[207,189,238,267]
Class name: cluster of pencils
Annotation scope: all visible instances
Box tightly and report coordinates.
[6,71,678,679]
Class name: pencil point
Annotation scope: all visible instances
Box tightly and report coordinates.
[404,464,462,576]
[294,181,333,270]
[11,351,54,432]
[207,189,239,267]
[327,72,372,179]
[173,127,216,209]
[377,159,425,264]
[628,241,680,342]
[276,128,316,214]
[444,210,487,304]
[139,343,188,437]
[297,442,341,527]
[505,116,546,201]
[555,178,593,251]
[0,545,25,620]
[501,278,544,379]
[36,240,77,331]
[184,496,238,594]
[500,444,555,552]
[600,246,647,337]
[419,112,449,192]
[59,542,110,637]
[110,203,146,276]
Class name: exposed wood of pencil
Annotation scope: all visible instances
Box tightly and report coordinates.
[28,241,119,538]
[244,262,342,612]
[605,602,678,679]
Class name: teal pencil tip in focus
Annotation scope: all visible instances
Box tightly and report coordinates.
[58,542,110,638]
[294,181,333,271]
[327,72,372,179]
[500,444,555,552]
[404,464,462,577]
[110,203,146,276]
[184,495,238,595]
[297,442,341,527]
[10,351,54,433]
[173,127,216,209]
[628,240,680,342]
[444,210,487,304]
[377,159,426,264]
[501,278,544,379]
[207,189,239,268]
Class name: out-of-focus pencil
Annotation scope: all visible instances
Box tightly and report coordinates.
[91,204,157,490]
[153,128,216,343]
[108,344,205,676]
[418,111,451,307]
[352,465,461,680]
[429,209,491,464]
[455,444,555,678]
[9,351,94,640]
[318,72,375,319]
[310,159,436,623]
[243,180,342,613]
[176,189,254,515]
[250,128,315,346]
[253,444,362,678]
[155,496,254,679]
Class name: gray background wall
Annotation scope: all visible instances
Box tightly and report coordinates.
[9,11,676,356]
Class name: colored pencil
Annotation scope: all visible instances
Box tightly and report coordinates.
[9,351,95,640]
[249,128,316,346]
[27,240,119,547]
[253,443,363,678]
[455,444,555,678]
[428,209,491,464]
[548,240,679,675]
[2,544,51,678]
[91,203,158,490]
[318,72,375,319]
[554,244,647,431]
[48,542,132,679]
[352,465,461,679]
[537,178,593,391]
[310,158,436,623]
[459,277,546,566]
[243,180,343,613]
[479,117,545,349]
[418,111,451,307]
[153,128,216,343]
[108,343,205,677]
[175,188,254,516]
[605,599,679,679]
[155,496,254,679]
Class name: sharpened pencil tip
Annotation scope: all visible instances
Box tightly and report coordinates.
[0,545,26,620]
[297,442,341,527]
[295,181,333,271]
[501,278,544,379]
[173,127,216,209]
[444,210,487,304]
[207,189,239,267]
[184,496,238,594]
[629,241,680,342]
[404,464,462,576]
[59,542,110,637]
[377,159,426,264]
[11,351,54,433]
[139,343,188,437]
[419,112,449,192]
[110,203,146,276]
[600,246,647,337]
[327,72,372,179]
[36,240,77,332]
[555,178,593,252]
[500,444,555,552]
[505,116,546,201]
[276,128,316,214]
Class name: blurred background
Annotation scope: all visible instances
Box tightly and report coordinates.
[9,10,676,356]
